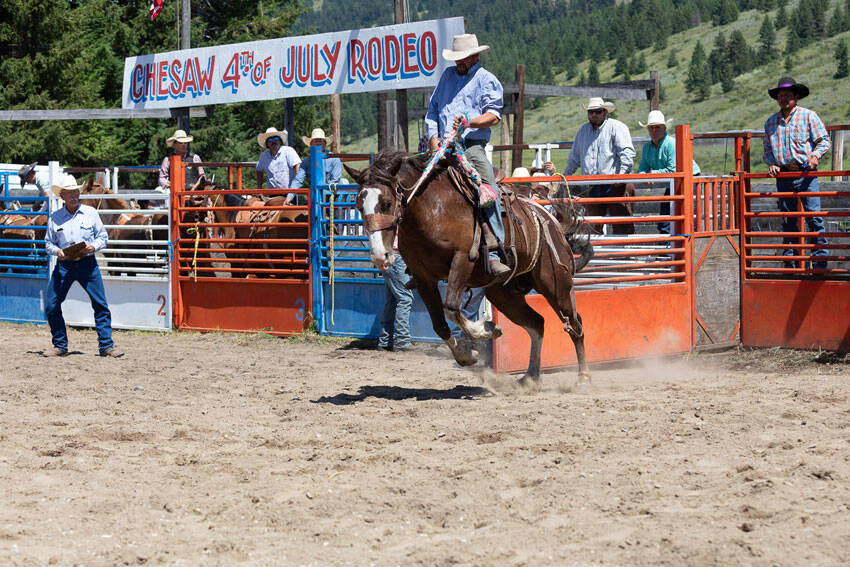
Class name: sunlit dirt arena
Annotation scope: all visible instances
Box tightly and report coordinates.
[1,322,848,566]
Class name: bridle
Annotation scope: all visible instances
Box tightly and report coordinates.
[359,176,406,234]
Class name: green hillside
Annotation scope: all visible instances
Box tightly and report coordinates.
[340,1,850,175]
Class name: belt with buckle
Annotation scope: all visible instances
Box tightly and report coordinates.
[779,163,804,172]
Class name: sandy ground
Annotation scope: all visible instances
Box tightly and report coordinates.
[0,323,849,566]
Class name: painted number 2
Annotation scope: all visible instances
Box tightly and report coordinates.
[157,295,167,317]
[295,298,305,321]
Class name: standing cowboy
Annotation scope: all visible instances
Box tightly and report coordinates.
[158,129,205,193]
[290,127,343,189]
[256,127,301,205]
[763,77,830,270]
[636,110,701,235]
[544,97,636,234]
[424,33,510,276]
[44,174,121,357]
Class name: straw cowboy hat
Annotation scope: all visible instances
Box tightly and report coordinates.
[442,33,490,61]
[166,129,193,147]
[17,162,37,179]
[639,110,674,128]
[768,76,810,100]
[584,97,616,112]
[257,127,288,148]
[511,167,531,178]
[301,127,333,147]
[51,173,81,196]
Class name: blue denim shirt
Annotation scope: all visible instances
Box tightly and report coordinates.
[424,62,503,143]
[290,155,343,188]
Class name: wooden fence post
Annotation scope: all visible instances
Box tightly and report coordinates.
[832,130,845,181]
[511,64,526,172]
[330,94,341,154]
[650,71,660,111]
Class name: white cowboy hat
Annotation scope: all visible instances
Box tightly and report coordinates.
[51,173,81,196]
[639,110,673,128]
[583,97,616,112]
[166,129,193,147]
[258,127,288,149]
[301,127,333,147]
[442,33,490,61]
[511,167,531,178]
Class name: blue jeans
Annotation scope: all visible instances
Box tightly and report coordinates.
[658,185,673,235]
[464,144,505,261]
[45,256,114,353]
[378,254,413,349]
[449,287,486,339]
[777,176,827,260]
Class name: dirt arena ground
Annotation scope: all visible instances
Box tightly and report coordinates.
[1,323,848,566]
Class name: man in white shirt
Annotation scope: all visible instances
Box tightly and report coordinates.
[44,174,121,357]
[544,97,636,234]
[256,127,301,205]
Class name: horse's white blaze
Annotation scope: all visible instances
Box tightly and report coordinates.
[360,187,391,269]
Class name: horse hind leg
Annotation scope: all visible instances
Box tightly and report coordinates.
[485,283,544,388]
[535,230,592,389]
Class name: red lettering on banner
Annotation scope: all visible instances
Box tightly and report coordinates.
[280,46,296,86]
[131,65,144,100]
[296,45,310,85]
[420,31,438,73]
[348,39,366,83]
[366,37,382,77]
[196,56,215,93]
[402,33,419,75]
[312,44,326,83]
[169,60,183,96]
[157,61,169,97]
[322,41,342,80]
[384,35,401,76]
[182,58,198,94]
[144,63,156,99]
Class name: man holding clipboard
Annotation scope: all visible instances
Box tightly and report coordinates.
[44,174,122,357]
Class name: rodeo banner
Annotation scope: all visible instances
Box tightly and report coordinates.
[122,17,464,109]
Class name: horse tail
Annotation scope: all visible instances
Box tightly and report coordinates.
[557,202,594,272]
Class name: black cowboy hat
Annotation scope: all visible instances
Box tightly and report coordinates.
[17,162,37,179]
[768,76,809,100]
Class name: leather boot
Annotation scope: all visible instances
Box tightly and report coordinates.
[489,258,510,276]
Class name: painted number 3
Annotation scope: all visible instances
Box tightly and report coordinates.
[156,295,167,317]
[295,298,305,321]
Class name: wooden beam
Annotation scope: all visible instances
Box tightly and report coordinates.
[0,108,212,121]
[831,130,844,181]
[377,93,389,150]
[511,64,526,172]
[394,0,409,151]
[330,94,341,153]
[649,71,660,110]
[284,99,295,147]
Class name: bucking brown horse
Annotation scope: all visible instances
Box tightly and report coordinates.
[348,150,595,390]
[0,206,46,274]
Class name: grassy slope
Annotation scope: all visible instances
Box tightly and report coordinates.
[342,4,850,175]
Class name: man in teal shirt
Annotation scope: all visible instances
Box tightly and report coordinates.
[637,110,700,234]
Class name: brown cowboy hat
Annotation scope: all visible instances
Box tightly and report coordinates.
[768,76,809,100]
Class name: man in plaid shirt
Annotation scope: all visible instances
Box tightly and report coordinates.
[763,76,830,270]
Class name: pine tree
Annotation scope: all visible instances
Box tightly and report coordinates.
[615,52,630,77]
[835,40,850,78]
[588,60,600,84]
[721,71,735,92]
[727,31,754,75]
[776,5,788,28]
[784,53,794,71]
[667,50,678,68]
[712,0,739,26]
[828,4,847,36]
[633,52,648,74]
[709,32,728,83]
[686,41,710,101]
[578,70,587,85]
[758,16,777,64]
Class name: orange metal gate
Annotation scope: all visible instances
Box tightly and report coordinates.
[169,157,311,335]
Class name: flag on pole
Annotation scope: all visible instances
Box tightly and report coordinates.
[150,0,164,20]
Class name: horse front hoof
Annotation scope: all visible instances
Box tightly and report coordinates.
[446,337,478,366]
[516,375,541,393]
[568,377,594,394]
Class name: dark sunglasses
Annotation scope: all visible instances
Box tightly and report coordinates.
[588,109,606,115]
[267,137,282,145]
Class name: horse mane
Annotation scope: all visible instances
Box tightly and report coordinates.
[361,149,433,186]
